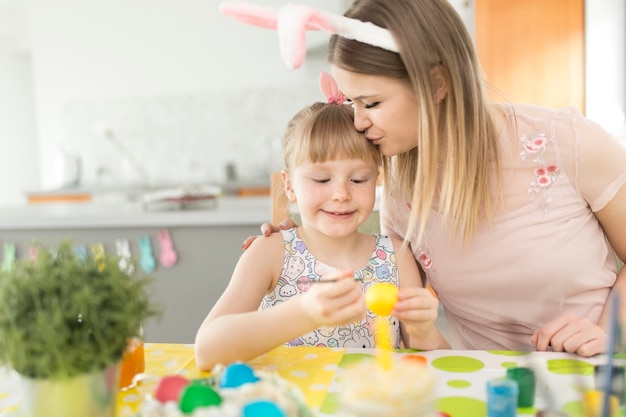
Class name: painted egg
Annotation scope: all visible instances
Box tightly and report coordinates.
[365,283,398,316]
[179,384,222,413]
[220,363,260,388]
[402,354,428,366]
[154,375,190,403]
[243,400,287,417]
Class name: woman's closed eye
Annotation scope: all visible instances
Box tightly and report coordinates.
[346,99,380,110]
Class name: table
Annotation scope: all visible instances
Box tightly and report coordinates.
[0,343,620,417]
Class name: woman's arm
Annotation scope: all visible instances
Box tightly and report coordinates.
[531,187,626,357]
[391,239,451,350]
[596,183,626,329]
[532,120,626,356]
[579,119,626,329]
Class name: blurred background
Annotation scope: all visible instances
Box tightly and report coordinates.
[0,0,624,207]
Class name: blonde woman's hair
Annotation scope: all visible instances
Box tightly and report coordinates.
[282,102,382,171]
[329,0,500,245]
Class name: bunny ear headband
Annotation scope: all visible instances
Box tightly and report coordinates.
[218,1,399,69]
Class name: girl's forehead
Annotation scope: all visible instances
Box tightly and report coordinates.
[296,158,378,171]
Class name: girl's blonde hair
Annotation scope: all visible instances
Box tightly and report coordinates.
[282,102,382,171]
[329,0,500,245]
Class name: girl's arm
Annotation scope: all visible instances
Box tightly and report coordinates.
[391,239,451,350]
[194,235,365,370]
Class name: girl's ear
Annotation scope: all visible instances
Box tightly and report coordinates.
[431,64,448,103]
[281,170,296,202]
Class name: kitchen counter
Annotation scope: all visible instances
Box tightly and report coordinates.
[0,196,271,230]
[0,196,272,343]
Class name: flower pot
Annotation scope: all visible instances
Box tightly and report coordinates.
[18,362,120,417]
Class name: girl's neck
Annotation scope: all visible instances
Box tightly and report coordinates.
[296,226,375,270]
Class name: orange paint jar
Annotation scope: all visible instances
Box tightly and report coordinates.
[119,338,145,389]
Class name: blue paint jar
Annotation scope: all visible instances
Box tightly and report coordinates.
[487,378,518,417]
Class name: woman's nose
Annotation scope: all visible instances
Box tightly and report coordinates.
[353,108,371,132]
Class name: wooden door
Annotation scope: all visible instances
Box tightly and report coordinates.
[475,0,585,112]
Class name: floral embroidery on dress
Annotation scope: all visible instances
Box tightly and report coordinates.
[416,242,436,292]
[519,131,560,214]
[405,202,435,276]
[406,202,436,277]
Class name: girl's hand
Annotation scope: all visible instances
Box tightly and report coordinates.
[392,287,439,338]
[241,219,298,250]
[531,312,608,357]
[299,270,367,327]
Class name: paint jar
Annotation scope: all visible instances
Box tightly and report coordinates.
[487,378,518,417]
[119,337,145,389]
[582,389,619,417]
[506,366,536,407]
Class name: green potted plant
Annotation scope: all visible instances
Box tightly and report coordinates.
[0,241,162,417]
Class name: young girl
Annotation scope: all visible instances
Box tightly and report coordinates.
[194,73,449,370]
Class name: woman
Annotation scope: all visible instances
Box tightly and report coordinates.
[231,0,626,356]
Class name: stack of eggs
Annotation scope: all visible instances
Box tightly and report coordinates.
[138,363,313,417]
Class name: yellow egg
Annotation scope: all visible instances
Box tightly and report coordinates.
[365,283,398,316]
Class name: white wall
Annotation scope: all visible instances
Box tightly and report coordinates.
[28,0,351,191]
[0,0,624,206]
[0,0,38,205]
[585,0,626,137]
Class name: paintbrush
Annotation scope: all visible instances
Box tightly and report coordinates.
[307,277,368,283]
[600,292,620,417]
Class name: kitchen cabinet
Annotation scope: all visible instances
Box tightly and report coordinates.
[475,0,585,112]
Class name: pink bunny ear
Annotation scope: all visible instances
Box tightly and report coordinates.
[319,71,346,104]
[218,1,279,30]
[219,1,398,70]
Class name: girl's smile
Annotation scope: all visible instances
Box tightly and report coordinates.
[284,158,378,238]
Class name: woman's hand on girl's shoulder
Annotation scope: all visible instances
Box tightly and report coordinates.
[241,219,299,250]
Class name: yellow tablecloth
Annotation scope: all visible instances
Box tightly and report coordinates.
[1,343,621,417]
[117,343,345,416]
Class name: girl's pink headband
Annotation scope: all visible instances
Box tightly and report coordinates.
[319,71,345,105]
[218,1,399,69]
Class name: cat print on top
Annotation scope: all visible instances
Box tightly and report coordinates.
[261,227,401,348]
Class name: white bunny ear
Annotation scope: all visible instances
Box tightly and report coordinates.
[278,5,335,69]
[219,1,399,70]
